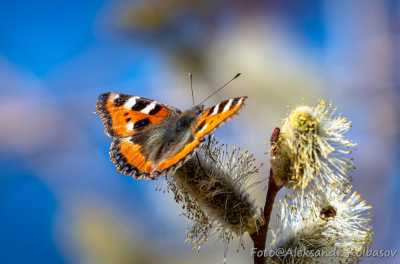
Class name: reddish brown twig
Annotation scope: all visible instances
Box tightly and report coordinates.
[250,128,283,264]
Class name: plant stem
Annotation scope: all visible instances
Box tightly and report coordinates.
[250,128,282,264]
[251,170,281,264]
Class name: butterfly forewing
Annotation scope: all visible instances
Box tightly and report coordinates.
[96,92,173,138]
[194,96,247,138]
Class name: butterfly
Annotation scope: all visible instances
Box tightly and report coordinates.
[96,92,247,179]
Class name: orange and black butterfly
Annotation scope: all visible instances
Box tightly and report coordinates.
[96,92,247,179]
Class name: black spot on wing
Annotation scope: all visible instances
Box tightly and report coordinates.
[134,118,150,129]
[207,106,215,116]
[131,100,149,111]
[217,100,229,114]
[232,97,241,107]
[114,94,130,106]
[195,120,206,133]
[149,104,162,115]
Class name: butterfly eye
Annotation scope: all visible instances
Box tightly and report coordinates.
[195,106,203,115]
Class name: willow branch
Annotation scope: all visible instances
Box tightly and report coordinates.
[250,128,283,264]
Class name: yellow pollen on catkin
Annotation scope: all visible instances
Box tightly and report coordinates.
[272,100,354,191]
[289,109,318,134]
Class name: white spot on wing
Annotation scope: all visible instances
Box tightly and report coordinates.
[141,101,157,114]
[198,123,208,134]
[223,99,233,113]
[127,122,134,131]
[211,104,220,115]
[112,94,120,101]
[124,96,139,109]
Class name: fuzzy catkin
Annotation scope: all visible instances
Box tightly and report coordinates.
[268,188,372,264]
[167,137,260,248]
[272,101,355,191]
[267,100,372,264]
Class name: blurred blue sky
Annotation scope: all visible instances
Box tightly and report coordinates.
[0,0,104,76]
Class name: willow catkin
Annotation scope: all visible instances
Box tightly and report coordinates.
[268,187,372,264]
[271,101,355,191]
[167,137,261,249]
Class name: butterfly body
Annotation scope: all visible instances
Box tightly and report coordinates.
[96,92,246,179]
[129,106,202,166]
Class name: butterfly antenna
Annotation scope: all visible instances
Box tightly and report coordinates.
[198,73,241,105]
[189,72,195,105]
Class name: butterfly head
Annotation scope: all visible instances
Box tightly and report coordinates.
[191,104,205,116]
[175,105,204,132]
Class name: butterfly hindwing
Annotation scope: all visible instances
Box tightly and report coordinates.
[110,138,156,179]
[194,96,247,139]
[157,138,202,172]
[96,92,174,138]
